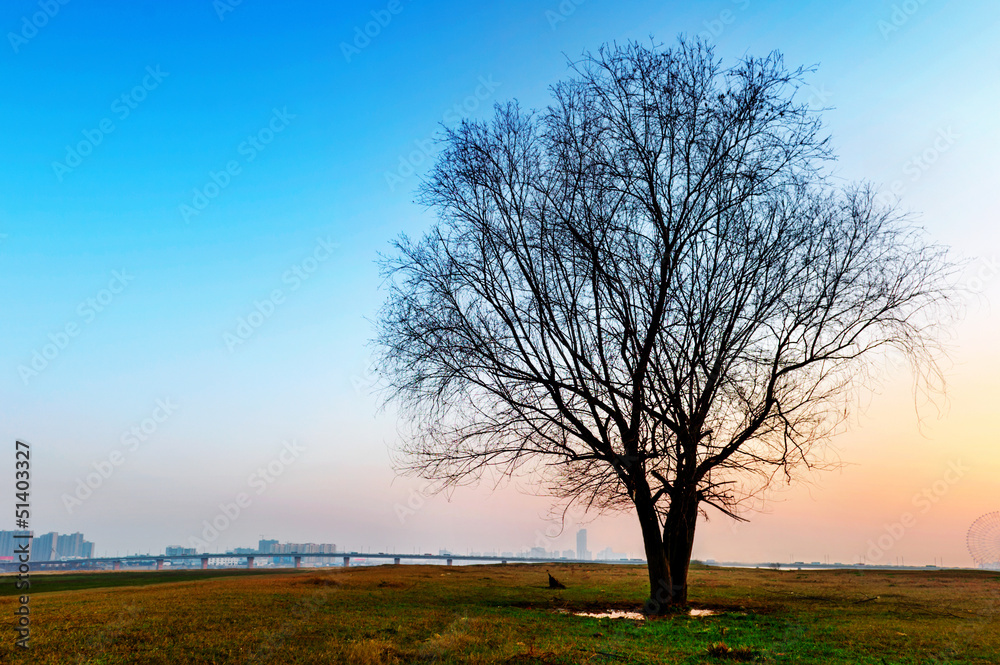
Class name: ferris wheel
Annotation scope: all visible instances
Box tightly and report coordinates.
[967,512,1000,569]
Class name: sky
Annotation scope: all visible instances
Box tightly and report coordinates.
[0,0,997,566]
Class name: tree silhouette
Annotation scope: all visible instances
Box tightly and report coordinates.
[375,39,954,612]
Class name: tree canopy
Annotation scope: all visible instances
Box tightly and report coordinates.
[375,39,954,610]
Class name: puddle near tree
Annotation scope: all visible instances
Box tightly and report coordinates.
[568,609,718,619]
[572,610,646,620]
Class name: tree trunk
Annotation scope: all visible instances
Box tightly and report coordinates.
[662,492,699,606]
[634,493,674,615]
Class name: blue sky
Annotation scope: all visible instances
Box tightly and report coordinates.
[1,0,998,562]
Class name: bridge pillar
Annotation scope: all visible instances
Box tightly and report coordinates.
[343,556,350,567]
[447,558,453,566]
[113,560,121,571]
[156,559,164,571]
[201,557,209,570]
[394,557,401,565]
[295,556,302,569]
[247,556,255,569]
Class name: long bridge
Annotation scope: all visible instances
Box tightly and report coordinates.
[2,551,644,573]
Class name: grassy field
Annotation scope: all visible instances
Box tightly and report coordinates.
[1,563,998,664]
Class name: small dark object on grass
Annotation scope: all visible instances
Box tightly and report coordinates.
[547,572,566,589]
[706,642,758,661]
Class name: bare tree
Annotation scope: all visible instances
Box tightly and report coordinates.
[375,39,953,612]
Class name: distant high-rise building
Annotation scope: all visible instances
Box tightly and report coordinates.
[252,539,335,561]
[33,532,59,561]
[595,546,628,561]
[56,532,84,558]
[576,529,590,560]
[0,531,16,559]
[166,546,197,556]
[0,531,93,561]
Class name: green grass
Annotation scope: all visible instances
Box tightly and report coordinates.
[1,563,998,663]
[0,567,309,597]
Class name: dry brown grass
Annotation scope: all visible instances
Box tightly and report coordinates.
[0,563,997,663]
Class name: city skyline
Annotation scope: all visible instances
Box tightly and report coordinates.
[4,528,646,564]
[0,530,94,562]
